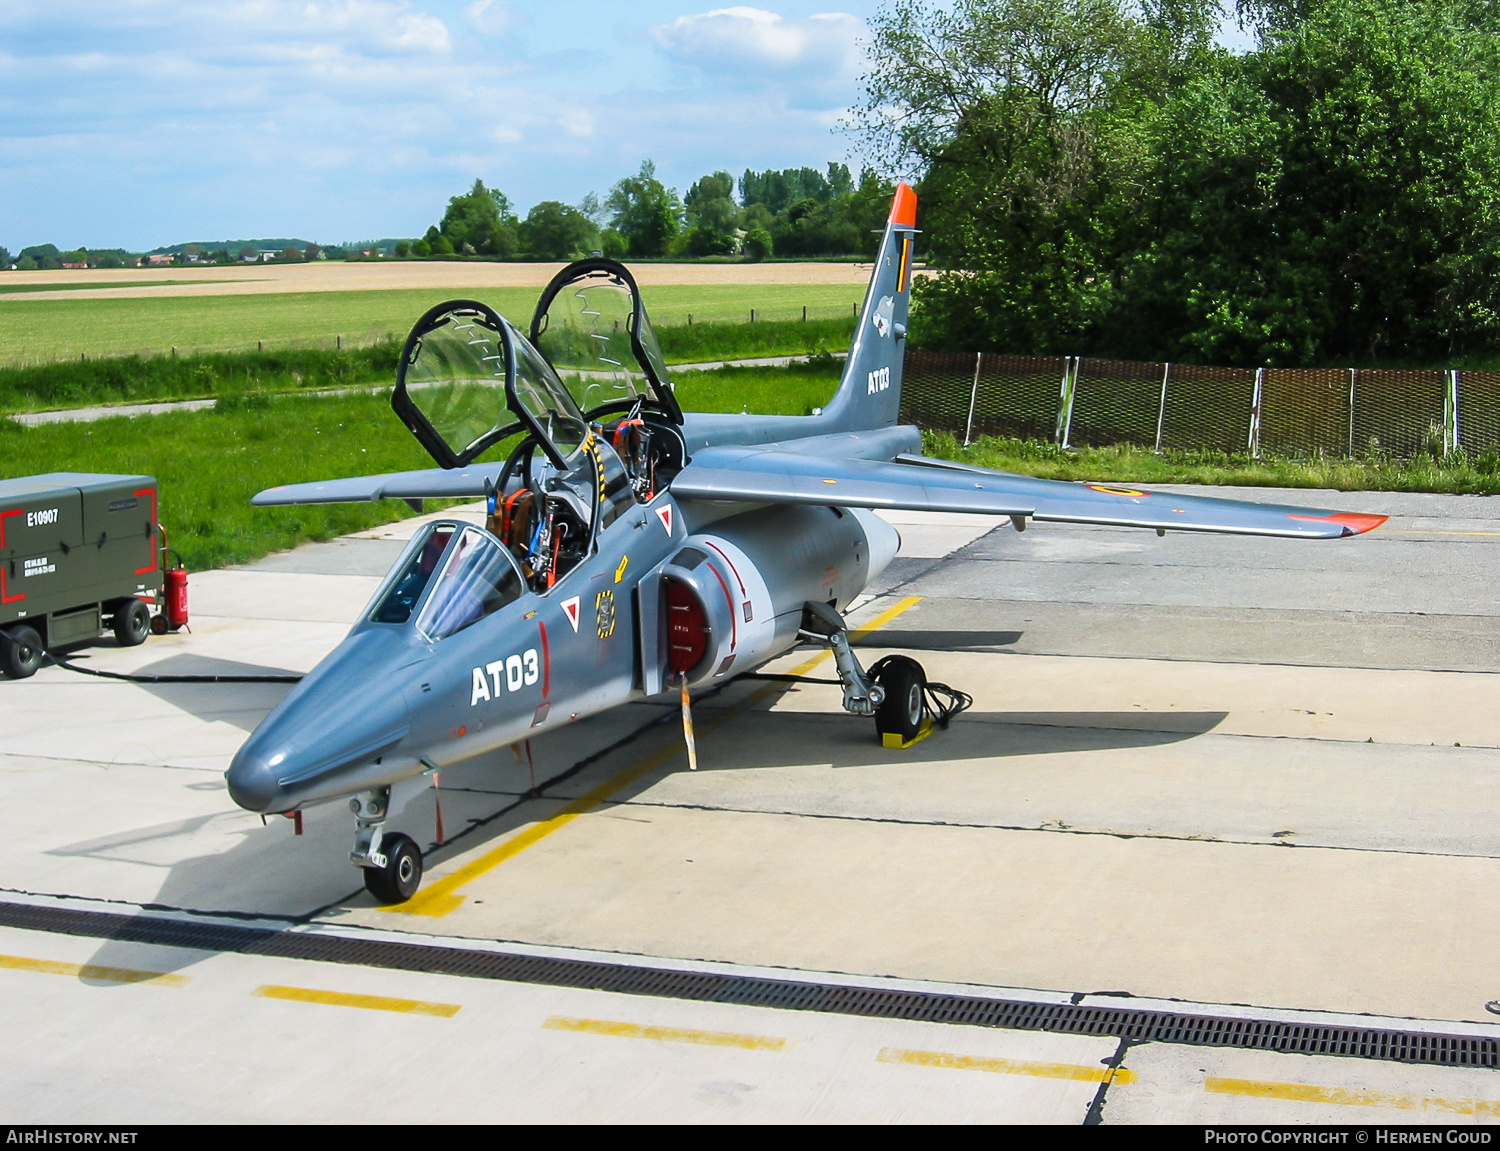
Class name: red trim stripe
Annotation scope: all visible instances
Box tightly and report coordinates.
[537,619,550,698]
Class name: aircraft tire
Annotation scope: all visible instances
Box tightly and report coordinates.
[0,625,43,680]
[872,655,925,743]
[364,833,423,904]
[112,599,152,647]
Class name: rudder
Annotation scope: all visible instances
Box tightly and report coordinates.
[818,183,918,432]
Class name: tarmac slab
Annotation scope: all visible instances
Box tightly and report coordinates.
[5,493,1500,1122]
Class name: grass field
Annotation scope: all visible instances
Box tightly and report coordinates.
[0,284,866,363]
[0,362,845,570]
[926,430,1500,495]
[0,318,855,413]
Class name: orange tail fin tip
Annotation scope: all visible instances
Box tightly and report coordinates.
[889,183,917,227]
[1288,512,1388,535]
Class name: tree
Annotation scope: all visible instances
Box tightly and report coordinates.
[683,170,741,256]
[743,228,773,261]
[606,160,683,257]
[304,243,322,261]
[395,240,411,258]
[520,201,598,260]
[238,244,258,262]
[1107,0,1500,365]
[413,238,432,257]
[280,246,304,263]
[851,0,1214,353]
[433,179,519,256]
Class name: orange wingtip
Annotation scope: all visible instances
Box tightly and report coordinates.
[889,182,917,227]
[1287,512,1388,535]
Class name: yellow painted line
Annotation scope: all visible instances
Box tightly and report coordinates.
[544,1014,787,1051]
[0,952,188,987]
[252,984,460,1017]
[879,1046,1137,1085]
[1207,1076,1500,1116]
[395,594,924,918]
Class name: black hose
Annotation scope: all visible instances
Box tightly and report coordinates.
[44,653,303,684]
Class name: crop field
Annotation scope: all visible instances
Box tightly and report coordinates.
[0,361,843,570]
[0,283,867,364]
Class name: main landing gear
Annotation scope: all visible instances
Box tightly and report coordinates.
[799,601,973,748]
[350,788,423,904]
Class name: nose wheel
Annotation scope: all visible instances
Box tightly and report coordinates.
[872,655,927,744]
[363,832,423,904]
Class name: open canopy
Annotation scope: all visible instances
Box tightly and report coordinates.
[528,258,683,424]
[393,300,591,470]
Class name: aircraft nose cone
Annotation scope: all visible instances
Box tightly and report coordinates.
[226,747,281,812]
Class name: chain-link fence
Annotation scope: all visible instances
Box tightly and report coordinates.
[903,352,1484,459]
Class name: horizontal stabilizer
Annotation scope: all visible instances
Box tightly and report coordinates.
[252,464,503,506]
[675,447,1387,539]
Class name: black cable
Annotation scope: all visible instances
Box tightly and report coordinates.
[44,653,303,684]
[737,672,844,686]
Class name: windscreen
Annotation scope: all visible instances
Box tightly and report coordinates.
[370,525,455,624]
[535,270,652,412]
[511,334,589,464]
[400,309,512,461]
[416,527,524,640]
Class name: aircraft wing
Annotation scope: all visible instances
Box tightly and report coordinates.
[251,463,503,506]
[671,447,1386,539]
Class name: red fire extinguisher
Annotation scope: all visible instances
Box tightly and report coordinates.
[152,531,190,634]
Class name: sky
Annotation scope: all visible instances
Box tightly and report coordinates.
[0,1,890,251]
[0,1,1248,253]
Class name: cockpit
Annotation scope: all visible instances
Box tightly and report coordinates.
[388,260,685,605]
[369,523,525,640]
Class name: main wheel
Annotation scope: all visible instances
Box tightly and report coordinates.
[873,655,926,744]
[112,599,151,647]
[364,832,423,904]
[0,625,43,680]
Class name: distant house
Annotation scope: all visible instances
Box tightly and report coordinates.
[146,254,173,266]
[61,262,88,270]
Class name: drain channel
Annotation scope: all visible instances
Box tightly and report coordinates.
[1,899,1491,1068]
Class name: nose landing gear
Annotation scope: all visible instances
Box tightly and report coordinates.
[350,788,425,905]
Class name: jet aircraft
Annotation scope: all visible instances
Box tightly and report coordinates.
[228,183,1387,904]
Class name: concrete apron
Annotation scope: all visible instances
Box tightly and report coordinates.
[4,503,1498,1037]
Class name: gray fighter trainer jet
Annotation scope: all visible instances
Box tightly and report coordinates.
[228,183,1387,904]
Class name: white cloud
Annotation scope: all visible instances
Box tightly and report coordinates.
[650,7,864,90]
[466,0,519,37]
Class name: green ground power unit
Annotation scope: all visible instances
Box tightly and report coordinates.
[0,472,164,678]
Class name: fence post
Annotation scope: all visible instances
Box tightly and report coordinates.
[963,353,982,446]
[1248,367,1264,458]
[1154,362,1170,452]
[1448,369,1461,453]
[1056,357,1078,447]
[1348,368,1357,457]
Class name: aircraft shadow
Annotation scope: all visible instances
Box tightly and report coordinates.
[852,629,1025,652]
[65,702,1225,978]
[67,653,303,732]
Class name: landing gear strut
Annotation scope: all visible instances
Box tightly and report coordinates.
[350,787,424,904]
[799,601,884,717]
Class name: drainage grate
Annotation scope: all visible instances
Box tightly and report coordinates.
[2,899,1492,1068]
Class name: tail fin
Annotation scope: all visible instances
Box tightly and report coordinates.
[818,182,917,432]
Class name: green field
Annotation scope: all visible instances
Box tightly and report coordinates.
[0,361,845,570]
[0,284,866,364]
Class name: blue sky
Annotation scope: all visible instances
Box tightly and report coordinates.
[0,2,1247,252]
[0,1,890,251]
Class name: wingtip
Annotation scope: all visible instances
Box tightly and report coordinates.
[889,182,917,227]
[1289,511,1388,536]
